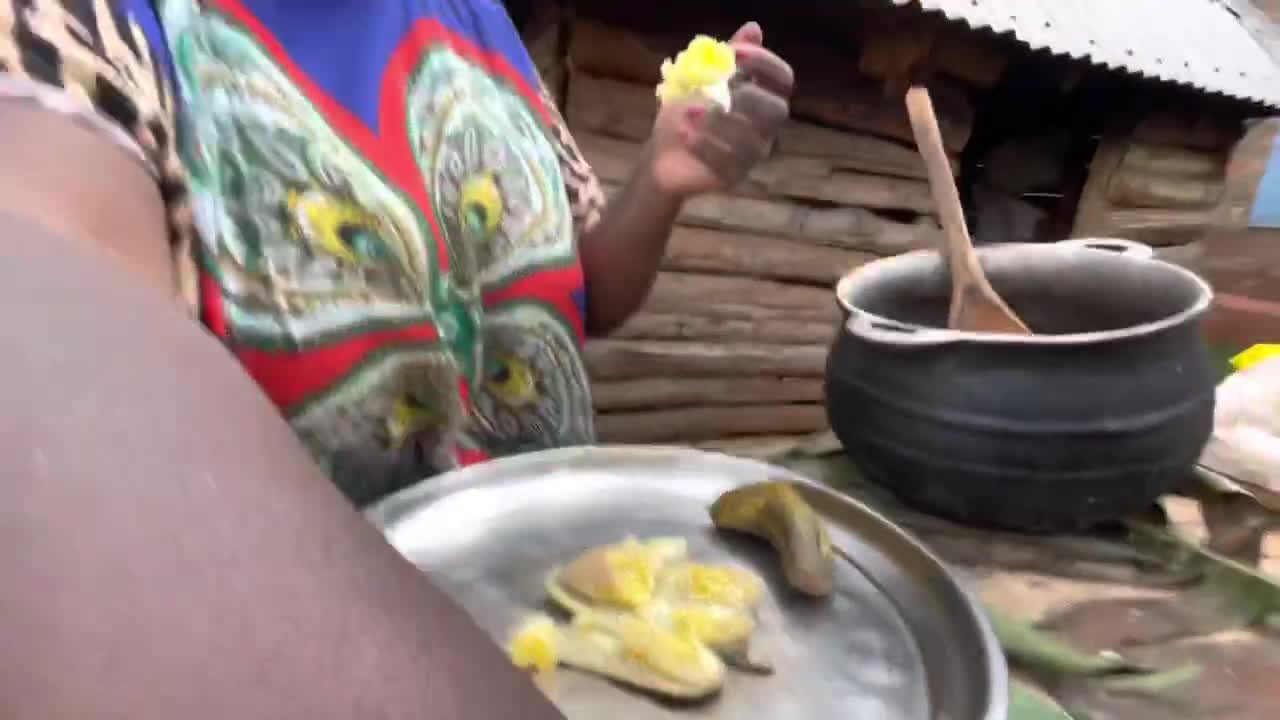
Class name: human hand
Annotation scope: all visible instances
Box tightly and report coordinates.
[647,22,794,197]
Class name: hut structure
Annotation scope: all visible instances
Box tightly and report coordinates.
[505,0,1280,446]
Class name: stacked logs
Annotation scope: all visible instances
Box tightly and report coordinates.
[513,2,1263,446]
[523,10,982,444]
[1074,112,1247,255]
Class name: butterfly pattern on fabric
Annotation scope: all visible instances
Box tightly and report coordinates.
[155,0,600,503]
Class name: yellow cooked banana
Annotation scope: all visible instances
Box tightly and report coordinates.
[543,569,727,700]
[557,536,688,609]
[709,482,835,598]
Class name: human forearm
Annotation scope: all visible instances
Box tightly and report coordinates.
[578,143,683,336]
[574,33,791,338]
[0,215,562,719]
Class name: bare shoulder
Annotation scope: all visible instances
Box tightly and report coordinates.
[0,0,188,298]
[0,101,174,292]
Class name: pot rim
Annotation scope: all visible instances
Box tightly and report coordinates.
[835,239,1214,347]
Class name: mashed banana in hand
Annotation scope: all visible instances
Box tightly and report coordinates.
[507,536,770,701]
[655,35,736,111]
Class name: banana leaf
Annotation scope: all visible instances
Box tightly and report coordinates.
[986,605,1146,676]
[1098,662,1202,695]
[1010,678,1076,720]
[1126,521,1280,628]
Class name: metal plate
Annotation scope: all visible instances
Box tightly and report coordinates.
[368,446,1007,720]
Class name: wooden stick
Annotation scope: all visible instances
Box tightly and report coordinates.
[904,86,1029,334]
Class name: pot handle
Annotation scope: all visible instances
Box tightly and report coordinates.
[1056,237,1154,260]
[844,311,966,346]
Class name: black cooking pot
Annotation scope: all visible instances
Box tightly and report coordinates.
[825,239,1216,532]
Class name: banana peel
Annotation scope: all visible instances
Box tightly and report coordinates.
[710,482,835,598]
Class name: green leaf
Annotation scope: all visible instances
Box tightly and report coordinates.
[1010,679,1076,720]
[1098,662,1201,696]
[987,605,1144,676]
[1126,521,1280,628]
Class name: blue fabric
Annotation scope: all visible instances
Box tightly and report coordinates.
[571,284,588,322]
[1251,134,1280,228]
[132,1,538,130]
[232,0,533,129]
[122,0,175,82]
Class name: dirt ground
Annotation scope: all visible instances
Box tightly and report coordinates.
[754,447,1280,720]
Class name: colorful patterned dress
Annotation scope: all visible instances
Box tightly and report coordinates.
[0,0,607,504]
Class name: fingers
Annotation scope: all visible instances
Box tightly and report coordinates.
[730,20,762,45]
[730,83,789,140]
[670,21,793,190]
[687,102,774,184]
[688,132,746,185]
[733,44,795,98]
[707,107,771,161]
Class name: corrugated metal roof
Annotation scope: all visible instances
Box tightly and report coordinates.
[890,0,1280,108]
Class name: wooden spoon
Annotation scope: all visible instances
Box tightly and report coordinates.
[904,86,1031,335]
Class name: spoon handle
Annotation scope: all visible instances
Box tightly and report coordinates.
[905,86,1030,334]
[904,86,978,282]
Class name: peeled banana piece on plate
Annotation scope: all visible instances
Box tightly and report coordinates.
[557,536,689,610]
[513,535,773,701]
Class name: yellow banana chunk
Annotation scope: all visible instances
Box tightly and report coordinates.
[656,35,736,111]
[1231,344,1280,372]
[614,613,719,683]
[508,614,561,674]
[710,482,835,598]
[658,562,767,611]
[556,609,726,700]
[558,536,688,609]
[554,563,771,673]
[648,568,773,676]
[644,599,755,651]
[667,603,772,675]
[542,537,772,697]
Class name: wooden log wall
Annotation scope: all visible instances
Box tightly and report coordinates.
[1072,112,1247,247]
[523,5,983,445]
[516,1,1275,447]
